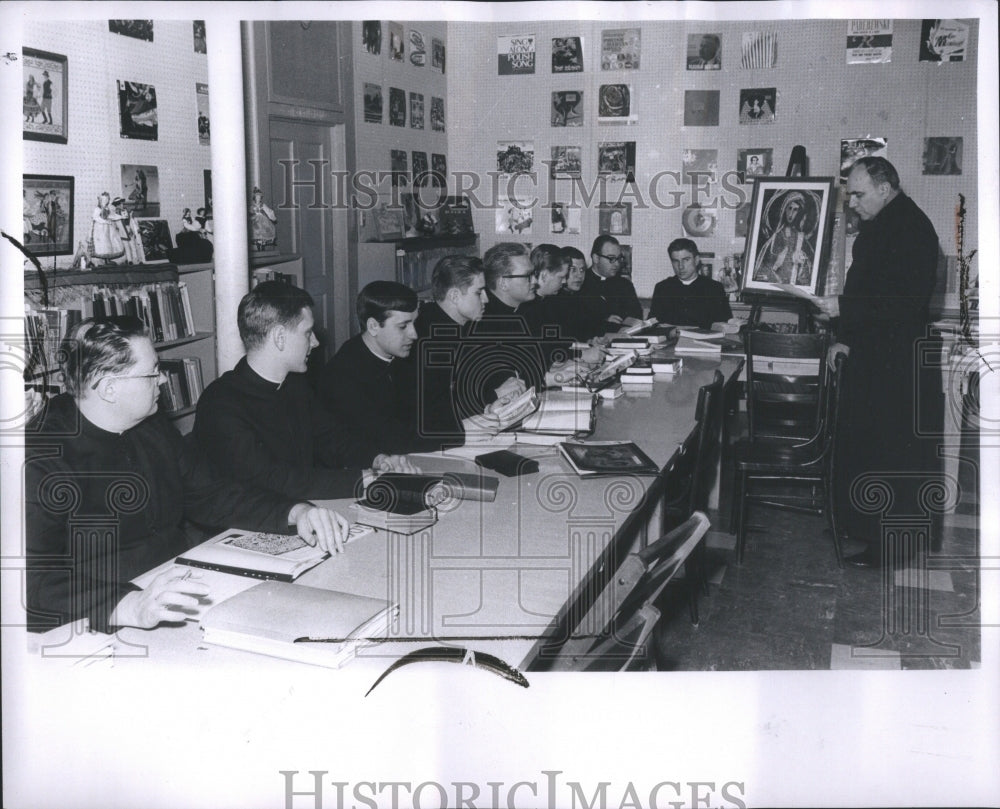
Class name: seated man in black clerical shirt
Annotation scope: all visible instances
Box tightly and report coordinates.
[478,242,603,400]
[194,281,412,502]
[25,316,348,633]
[648,238,733,329]
[321,281,450,454]
[580,235,643,326]
[551,246,607,341]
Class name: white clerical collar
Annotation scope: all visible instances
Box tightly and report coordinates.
[679,275,697,286]
[362,334,393,363]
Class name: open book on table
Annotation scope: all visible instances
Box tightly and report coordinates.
[175,529,329,582]
[518,389,596,435]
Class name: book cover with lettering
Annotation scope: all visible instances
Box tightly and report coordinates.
[498,34,536,75]
[601,28,641,70]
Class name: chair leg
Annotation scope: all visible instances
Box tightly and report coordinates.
[824,477,844,568]
[736,470,748,565]
[688,575,699,626]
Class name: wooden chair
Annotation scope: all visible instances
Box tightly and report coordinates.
[744,330,829,441]
[544,511,711,671]
[732,354,846,567]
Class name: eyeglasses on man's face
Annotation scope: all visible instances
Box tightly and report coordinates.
[91,366,164,390]
[598,253,625,263]
[502,273,535,279]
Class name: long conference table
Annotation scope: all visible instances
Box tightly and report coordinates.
[31,355,742,676]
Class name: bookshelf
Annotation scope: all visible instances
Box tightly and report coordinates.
[24,262,217,435]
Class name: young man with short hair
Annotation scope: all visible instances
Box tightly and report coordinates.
[194,281,410,502]
[580,234,643,325]
[649,237,733,329]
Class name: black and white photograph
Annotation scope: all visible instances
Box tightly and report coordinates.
[117,79,158,140]
[4,8,997,809]
[119,163,159,217]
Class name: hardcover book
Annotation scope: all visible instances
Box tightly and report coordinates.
[176,529,328,582]
[558,440,659,476]
[200,580,397,669]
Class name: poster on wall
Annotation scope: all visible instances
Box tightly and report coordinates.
[551,91,583,126]
[496,198,533,235]
[23,174,73,257]
[597,141,636,181]
[120,164,160,217]
[919,19,969,62]
[109,20,153,41]
[23,48,67,144]
[409,29,427,67]
[117,80,158,140]
[740,31,777,68]
[432,38,446,72]
[738,88,775,124]
[497,141,534,174]
[362,21,381,55]
[682,149,718,183]
[497,34,536,75]
[388,23,404,61]
[363,83,383,124]
[840,136,887,182]
[430,97,445,131]
[598,84,636,124]
[923,137,963,175]
[137,220,172,263]
[409,92,424,129]
[388,87,406,126]
[552,36,583,72]
[550,203,581,234]
[682,205,717,238]
[196,83,210,146]
[684,90,720,126]
[598,202,632,236]
[687,33,722,69]
[737,148,773,182]
[411,152,429,186]
[846,20,893,64]
[600,28,641,70]
[431,153,447,186]
[204,170,213,217]
[193,20,206,53]
[390,150,409,187]
[550,146,582,178]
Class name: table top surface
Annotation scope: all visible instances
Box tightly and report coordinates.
[35,355,741,675]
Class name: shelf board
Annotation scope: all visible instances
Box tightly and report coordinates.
[154,331,215,350]
[164,405,197,419]
[24,264,179,290]
[176,262,214,275]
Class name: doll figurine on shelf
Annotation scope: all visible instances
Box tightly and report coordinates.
[249,186,277,251]
[111,196,144,265]
[91,191,125,266]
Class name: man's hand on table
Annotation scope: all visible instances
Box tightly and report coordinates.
[111,568,210,629]
[288,503,350,555]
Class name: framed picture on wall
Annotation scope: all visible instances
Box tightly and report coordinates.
[23,174,74,257]
[137,220,173,263]
[741,177,836,298]
[23,48,68,144]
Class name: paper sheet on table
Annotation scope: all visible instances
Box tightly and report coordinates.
[763,282,819,301]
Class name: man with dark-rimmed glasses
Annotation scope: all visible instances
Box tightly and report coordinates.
[580,234,642,326]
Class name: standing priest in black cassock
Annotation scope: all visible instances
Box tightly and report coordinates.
[815,156,944,568]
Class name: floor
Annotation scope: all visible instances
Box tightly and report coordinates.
[653,428,981,671]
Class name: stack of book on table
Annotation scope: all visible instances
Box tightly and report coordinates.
[350,473,446,534]
[200,580,397,669]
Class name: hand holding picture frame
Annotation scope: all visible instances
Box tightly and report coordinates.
[740,177,836,299]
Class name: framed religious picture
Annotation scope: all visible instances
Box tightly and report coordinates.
[740,177,836,298]
[23,48,68,144]
[23,174,74,257]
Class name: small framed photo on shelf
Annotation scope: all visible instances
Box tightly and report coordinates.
[23,174,74,257]
[741,177,836,299]
[138,220,173,263]
[23,48,68,144]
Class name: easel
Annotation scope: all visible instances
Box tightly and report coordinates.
[744,146,817,333]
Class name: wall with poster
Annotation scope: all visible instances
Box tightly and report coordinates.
[22,19,212,270]
[446,18,979,307]
[351,20,450,294]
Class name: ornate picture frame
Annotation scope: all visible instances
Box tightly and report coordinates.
[23,48,68,144]
[740,176,836,298]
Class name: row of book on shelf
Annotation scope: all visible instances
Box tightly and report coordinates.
[24,279,202,407]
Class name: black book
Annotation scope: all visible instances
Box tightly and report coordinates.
[558,440,659,476]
